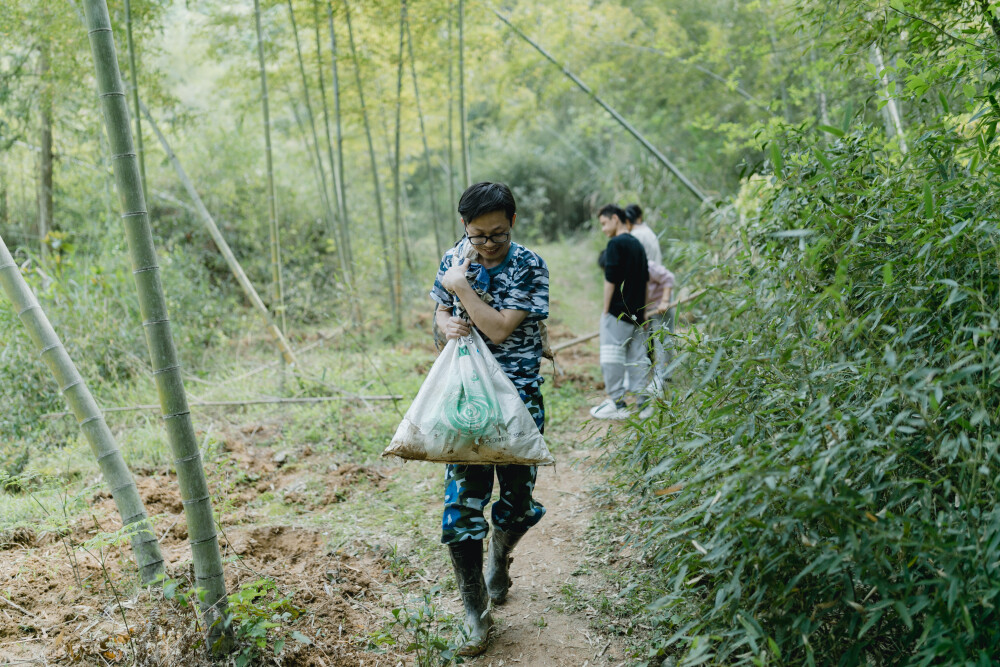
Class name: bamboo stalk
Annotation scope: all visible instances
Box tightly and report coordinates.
[123,0,147,203]
[458,0,471,187]
[872,45,908,154]
[37,44,52,259]
[313,0,352,286]
[253,0,288,335]
[391,0,406,331]
[0,238,165,584]
[287,0,344,273]
[141,103,298,367]
[343,0,399,327]
[491,8,710,204]
[447,8,458,240]
[43,394,406,419]
[81,0,232,648]
[405,17,444,258]
[327,3,353,277]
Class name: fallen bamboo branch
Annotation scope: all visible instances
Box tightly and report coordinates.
[0,595,38,619]
[43,394,403,419]
[550,289,709,354]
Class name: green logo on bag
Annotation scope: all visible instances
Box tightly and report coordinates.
[444,388,498,435]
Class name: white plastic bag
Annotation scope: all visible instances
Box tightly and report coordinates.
[383,329,554,465]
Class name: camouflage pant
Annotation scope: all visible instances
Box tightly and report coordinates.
[441,392,545,544]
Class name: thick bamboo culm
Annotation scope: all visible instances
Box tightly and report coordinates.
[141,104,299,367]
[343,0,399,328]
[81,0,232,648]
[253,0,288,335]
[405,18,444,258]
[491,8,710,205]
[0,239,165,584]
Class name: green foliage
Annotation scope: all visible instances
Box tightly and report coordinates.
[368,586,464,667]
[221,578,310,666]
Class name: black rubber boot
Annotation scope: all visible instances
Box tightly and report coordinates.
[485,526,527,605]
[448,540,493,656]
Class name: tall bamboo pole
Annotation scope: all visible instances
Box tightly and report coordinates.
[142,104,298,367]
[253,0,287,335]
[123,0,147,202]
[313,0,351,283]
[447,8,458,240]
[37,44,52,259]
[391,0,406,330]
[405,18,443,258]
[0,238,165,584]
[458,0,471,188]
[287,0,344,274]
[343,0,399,328]
[81,0,232,649]
[872,45,908,154]
[327,3,353,276]
[491,9,710,204]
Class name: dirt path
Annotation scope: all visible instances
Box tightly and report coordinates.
[463,443,627,667]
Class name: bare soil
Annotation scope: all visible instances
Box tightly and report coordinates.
[0,339,633,667]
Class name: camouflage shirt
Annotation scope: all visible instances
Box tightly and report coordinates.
[431,242,549,394]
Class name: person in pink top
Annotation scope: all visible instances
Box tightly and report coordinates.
[645,260,675,396]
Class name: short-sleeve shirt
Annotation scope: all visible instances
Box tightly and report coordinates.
[604,233,648,325]
[430,242,549,395]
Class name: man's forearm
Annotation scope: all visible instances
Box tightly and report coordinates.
[603,281,614,314]
[453,284,514,343]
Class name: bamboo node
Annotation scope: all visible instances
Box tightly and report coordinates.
[142,318,171,327]
[59,379,84,393]
[151,364,181,376]
[188,535,220,548]
[163,410,191,421]
[110,481,137,495]
[16,303,40,317]
[38,343,61,355]
[122,511,150,525]
[80,415,103,427]
[195,569,225,581]
[132,265,159,274]
[96,449,121,462]
[88,28,113,35]
[175,451,202,464]
[111,152,138,160]
[121,211,148,219]
[99,91,125,98]
[182,495,211,506]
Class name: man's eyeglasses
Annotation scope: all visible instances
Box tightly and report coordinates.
[466,231,510,246]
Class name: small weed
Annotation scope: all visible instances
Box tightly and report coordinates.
[369,585,464,666]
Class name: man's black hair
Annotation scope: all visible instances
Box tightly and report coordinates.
[625,203,643,223]
[598,203,627,223]
[458,182,516,224]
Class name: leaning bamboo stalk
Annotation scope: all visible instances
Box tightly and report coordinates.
[312,0,351,284]
[141,103,298,367]
[253,0,288,334]
[123,0,147,202]
[491,8,710,204]
[343,0,399,327]
[391,0,406,331]
[81,0,231,648]
[327,3,353,276]
[458,0,471,187]
[287,0,343,273]
[0,238,165,584]
[405,17,444,258]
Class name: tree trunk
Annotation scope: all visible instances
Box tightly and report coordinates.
[327,5,354,277]
[124,0,147,203]
[287,0,344,277]
[343,0,399,328]
[142,104,299,367]
[37,45,52,259]
[458,0,471,188]
[0,236,165,584]
[81,0,232,650]
[253,0,287,334]
[405,17,443,258]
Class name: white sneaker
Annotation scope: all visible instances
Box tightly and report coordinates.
[589,398,615,417]
[591,399,629,420]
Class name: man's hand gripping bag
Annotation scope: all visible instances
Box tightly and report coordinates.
[383,329,554,465]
